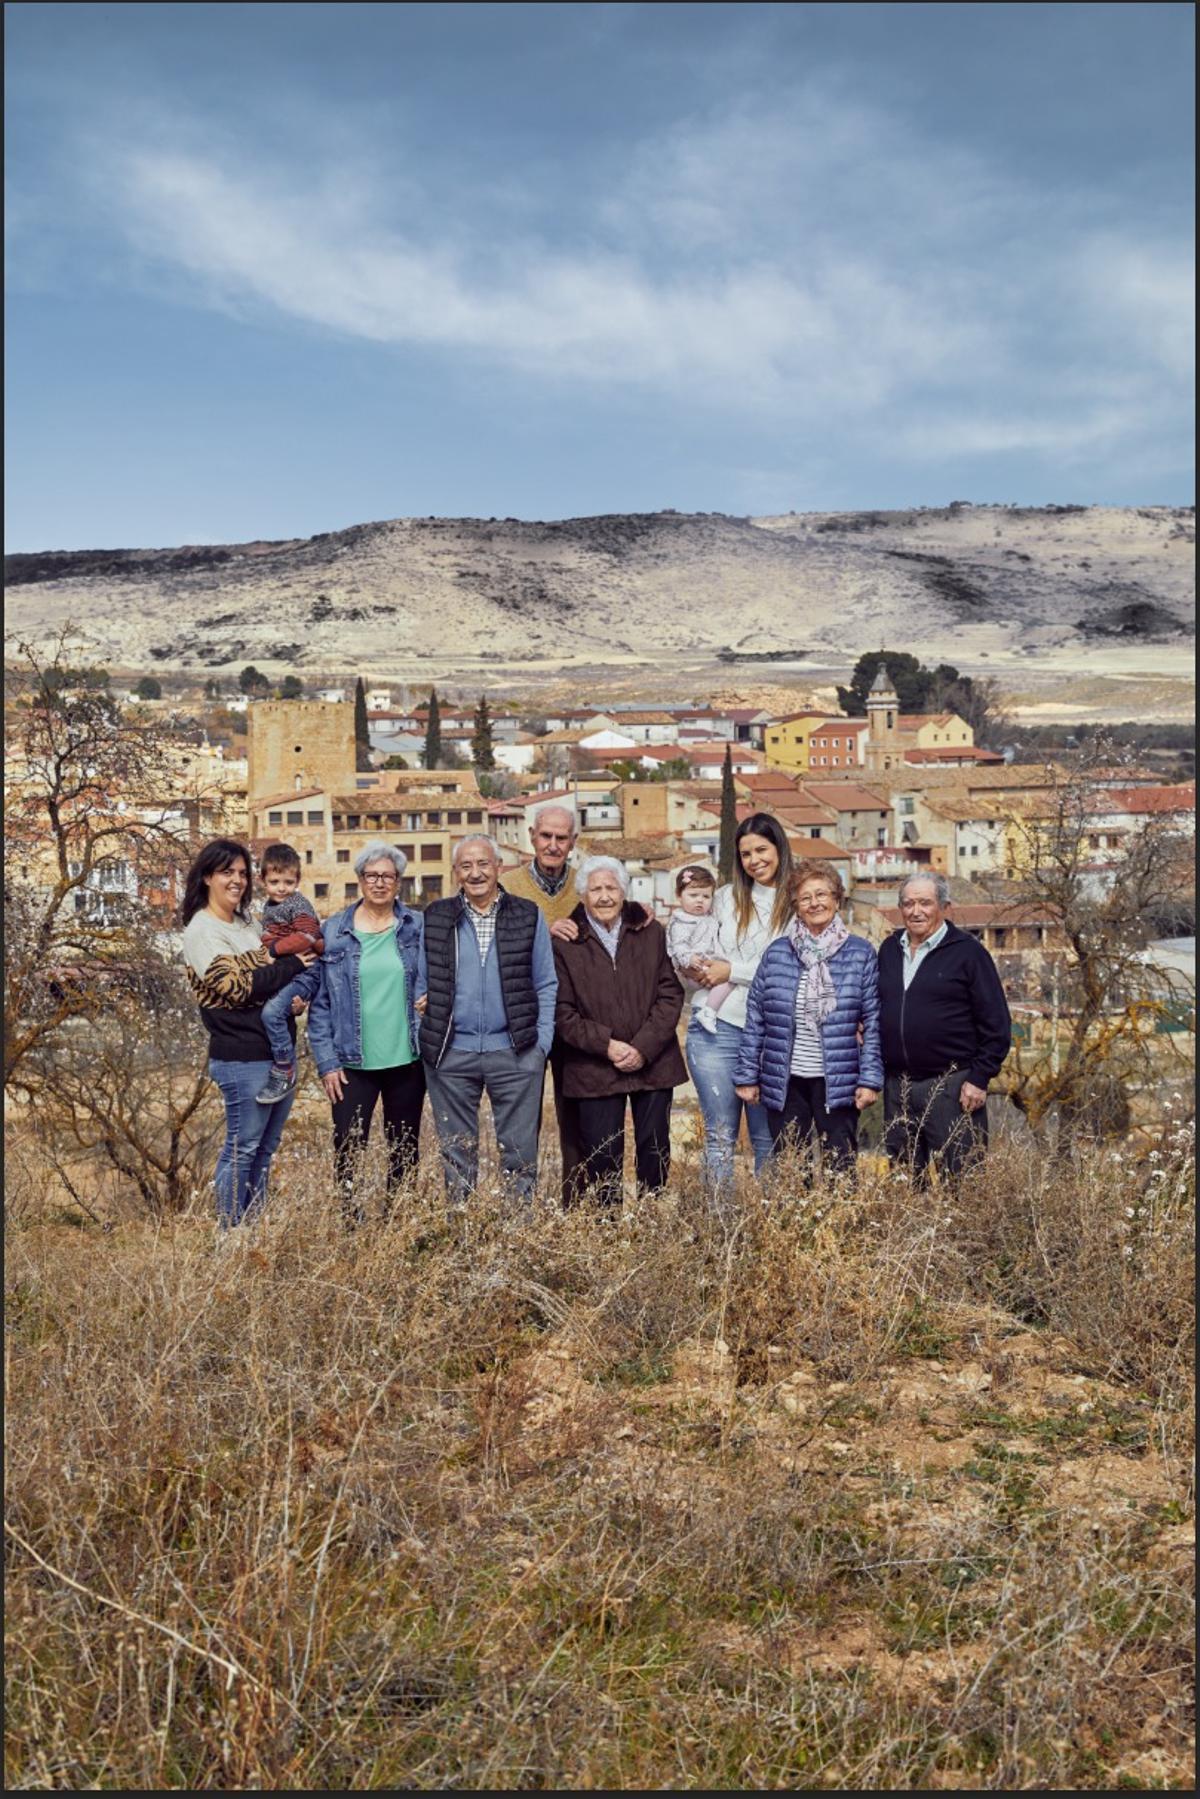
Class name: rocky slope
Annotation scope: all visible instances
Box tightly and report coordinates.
[5,504,1194,677]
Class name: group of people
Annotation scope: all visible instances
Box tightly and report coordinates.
[181,803,1012,1228]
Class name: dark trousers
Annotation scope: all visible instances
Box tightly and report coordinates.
[883,1070,987,1183]
[549,1041,586,1206]
[331,1060,426,1222]
[766,1075,859,1173]
[576,1088,673,1207]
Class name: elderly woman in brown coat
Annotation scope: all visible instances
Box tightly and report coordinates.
[552,855,687,1205]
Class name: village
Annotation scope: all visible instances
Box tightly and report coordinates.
[10,654,1190,1124]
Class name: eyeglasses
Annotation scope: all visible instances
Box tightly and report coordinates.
[362,871,398,885]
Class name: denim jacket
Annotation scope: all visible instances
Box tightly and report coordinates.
[306,901,427,1077]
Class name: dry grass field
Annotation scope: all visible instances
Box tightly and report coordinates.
[4,1116,1194,1790]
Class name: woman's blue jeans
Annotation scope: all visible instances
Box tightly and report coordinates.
[685,1016,774,1195]
[208,1058,297,1227]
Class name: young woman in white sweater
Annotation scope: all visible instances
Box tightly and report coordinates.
[683,813,795,1195]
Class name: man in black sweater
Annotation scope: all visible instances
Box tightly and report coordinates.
[877,873,1012,1182]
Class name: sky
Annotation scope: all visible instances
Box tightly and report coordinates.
[5,1,1195,550]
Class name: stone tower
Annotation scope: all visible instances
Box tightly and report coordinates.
[247,700,357,807]
[865,663,900,774]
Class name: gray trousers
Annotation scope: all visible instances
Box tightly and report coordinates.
[424,1043,546,1203]
[883,1069,988,1183]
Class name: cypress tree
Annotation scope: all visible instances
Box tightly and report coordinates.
[423,687,442,770]
[471,695,496,770]
[718,744,737,883]
[354,676,371,771]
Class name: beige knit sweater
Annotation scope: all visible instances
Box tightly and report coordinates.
[502,863,579,924]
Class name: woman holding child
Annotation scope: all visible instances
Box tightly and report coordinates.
[734,860,882,1172]
[677,815,795,1195]
[181,838,318,1228]
[306,842,427,1223]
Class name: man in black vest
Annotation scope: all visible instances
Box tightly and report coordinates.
[877,872,1011,1182]
[420,835,557,1203]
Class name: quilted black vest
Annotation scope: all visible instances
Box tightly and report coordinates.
[419,888,541,1065]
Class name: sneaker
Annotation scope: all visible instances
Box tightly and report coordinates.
[256,1064,297,1105]
[697,1005,719,1035]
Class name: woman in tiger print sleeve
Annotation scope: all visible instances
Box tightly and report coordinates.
[181,839,318,1228]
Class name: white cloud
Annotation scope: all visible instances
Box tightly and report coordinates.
[69,86,1194,470]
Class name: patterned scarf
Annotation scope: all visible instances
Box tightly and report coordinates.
[787,913,850,1031]
[529,860,570,898]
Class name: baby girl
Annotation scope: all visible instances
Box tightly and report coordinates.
[665,864,733,1034]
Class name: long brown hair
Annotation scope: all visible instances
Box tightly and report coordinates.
[731,814,794,940]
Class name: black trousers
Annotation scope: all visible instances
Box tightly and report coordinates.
[576,1088,673,1207]
[882,1070,987,1183]
[330,1061,426,1221]
[549,1040,586,1207]
[766,1075,859,1173]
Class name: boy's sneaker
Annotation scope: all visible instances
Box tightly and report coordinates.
[697,1005,719,1035]
[256,1064,297,1105]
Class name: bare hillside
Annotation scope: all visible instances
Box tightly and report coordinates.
[5,504,1194,685]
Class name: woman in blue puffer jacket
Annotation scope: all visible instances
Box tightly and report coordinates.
[734,859,883,1172]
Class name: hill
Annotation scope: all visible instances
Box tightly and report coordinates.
[5,505,1194,689]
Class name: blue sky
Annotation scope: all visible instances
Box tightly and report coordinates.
[5,1,1194,549]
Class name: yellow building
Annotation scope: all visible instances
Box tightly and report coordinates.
[864,666,975,775]
[763,711,830,773]
[251,779,488,908]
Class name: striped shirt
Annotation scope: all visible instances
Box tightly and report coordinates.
[790,968,826,1076]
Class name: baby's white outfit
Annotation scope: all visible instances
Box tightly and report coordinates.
[666,911,725,1033]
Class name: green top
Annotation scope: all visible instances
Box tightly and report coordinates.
[349,927,414,1070]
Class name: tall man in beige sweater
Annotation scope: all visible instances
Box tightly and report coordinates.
[501,803,585,1203]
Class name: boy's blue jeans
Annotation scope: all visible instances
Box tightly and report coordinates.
[261,979,304,1067]
[684,1014,774,1196]
[208,1058,297,1226]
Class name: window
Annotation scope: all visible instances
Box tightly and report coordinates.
[345,882,358,899]
[305,850,313,865]
[314,882,329,899]
[467,810,483,825]
[900,798,914,816]
[336,849,350,864]
[287,810,302,825]
[423,876,443,898]
[993,927,1007,947]
[347,815,360,829]
[447,810,462,824]
[426,811,441,826]
[420,843,441,862]
[306,811,322,825]
[399,845,414,861]
[267,810,283,825]
[971,845,979,857]
[400,877,415,902]
[388,813,403,828]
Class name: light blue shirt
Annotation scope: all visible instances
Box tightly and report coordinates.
[901,919,949,990]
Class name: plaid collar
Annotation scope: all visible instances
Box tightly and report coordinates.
[463,891,501,962]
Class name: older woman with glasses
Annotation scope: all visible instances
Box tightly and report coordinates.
[734,859,882,1174]
[307,841,427,1222]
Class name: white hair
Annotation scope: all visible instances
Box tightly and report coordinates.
[354,840,408,878]
[575,854,630,897]
[452,833,499,866]
[899,871,951,906]
[531,801,577,835]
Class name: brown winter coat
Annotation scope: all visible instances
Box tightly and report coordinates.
[553,902,687,1099]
